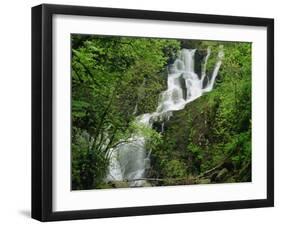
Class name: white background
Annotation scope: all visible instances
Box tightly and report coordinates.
[0,0,279,225]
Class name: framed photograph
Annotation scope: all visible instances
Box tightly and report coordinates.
[32,4,274,221]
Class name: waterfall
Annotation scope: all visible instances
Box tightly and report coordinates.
[106,46,224,187]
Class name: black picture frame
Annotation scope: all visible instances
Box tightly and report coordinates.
[32,3,274,222]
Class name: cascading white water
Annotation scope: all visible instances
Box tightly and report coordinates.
[107,46,224,187]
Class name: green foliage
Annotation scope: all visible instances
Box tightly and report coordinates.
[163,160,187,178]
[71,35,252,189]
[149,41,252,183]
[71,34,180,190]
[129,121,163,150]
[71,128,108,190]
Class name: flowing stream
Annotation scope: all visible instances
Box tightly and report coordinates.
[107,47,224,186]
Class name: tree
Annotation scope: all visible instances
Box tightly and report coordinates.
[71,35,180,189]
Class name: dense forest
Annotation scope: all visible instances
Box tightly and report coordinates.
[71,34,251,190]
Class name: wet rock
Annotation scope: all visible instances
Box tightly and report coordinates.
[178,75,187,100]
[152,121,166,133]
